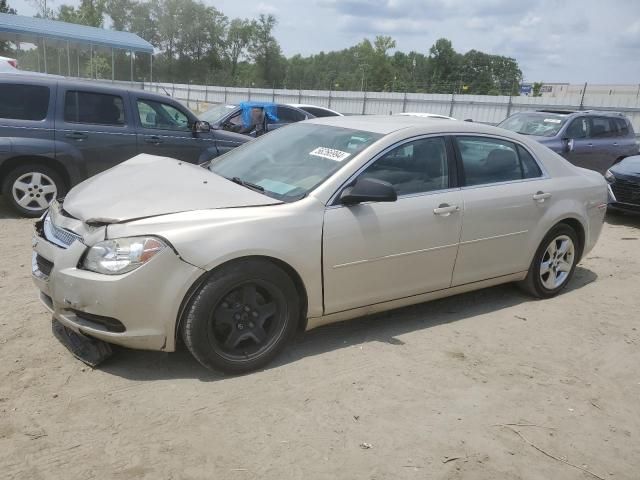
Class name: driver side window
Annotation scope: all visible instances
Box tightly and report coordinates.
[359,137,449,196]
[565,118,589,139]
[137,99,190,131]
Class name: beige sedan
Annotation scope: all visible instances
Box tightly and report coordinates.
[31,116,608,373]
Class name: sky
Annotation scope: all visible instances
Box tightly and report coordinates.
[9,0,640,83]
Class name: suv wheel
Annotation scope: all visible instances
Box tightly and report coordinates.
[1,164,66,217]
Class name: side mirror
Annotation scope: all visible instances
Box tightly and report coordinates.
[562,137,574,153]
[193,120,211,133]
[340,177,397,205]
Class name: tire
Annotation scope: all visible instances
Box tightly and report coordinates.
[1,164,66,217]
[518,223,580,299]
[181,259,300,374]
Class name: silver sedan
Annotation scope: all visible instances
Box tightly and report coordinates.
[31,116,608,373]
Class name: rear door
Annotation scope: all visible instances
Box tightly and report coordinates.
[56,86,137,177]
[452,135,554,286]
[133,96,216,163]
[612,117,638,159]
[587,116,619,173]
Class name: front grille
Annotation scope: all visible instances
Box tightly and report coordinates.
[43,214,83,248]
[611,178,640,205]
[35,254,53,276]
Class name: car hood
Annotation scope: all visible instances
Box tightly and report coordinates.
[63,154,282,224]
[611,155,640,177]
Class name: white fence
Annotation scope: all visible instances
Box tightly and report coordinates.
[108,80,640,132]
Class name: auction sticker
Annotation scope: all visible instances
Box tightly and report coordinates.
[543,118,561,123]
[309,147,351,162]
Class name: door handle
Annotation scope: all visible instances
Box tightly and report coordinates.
[533,191,552,203]
[64,131,88,140]
[433,203,460,216]
[144,135,163,144]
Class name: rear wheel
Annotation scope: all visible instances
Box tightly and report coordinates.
[181,259,300,374]
[518,224,579,298]
[1,164,66,217]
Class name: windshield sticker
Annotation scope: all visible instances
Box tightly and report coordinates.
[543,118,561,123]
[256,179,297,195]
[309,147,351,162]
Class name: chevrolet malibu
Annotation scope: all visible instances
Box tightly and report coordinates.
[31,116,608,373]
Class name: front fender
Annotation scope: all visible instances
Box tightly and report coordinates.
[106,198,326,318]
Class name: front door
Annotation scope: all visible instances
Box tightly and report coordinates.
[134,97,212,164]
[57,87,138,177]
[451,135,554,286]
[323,136,462,314]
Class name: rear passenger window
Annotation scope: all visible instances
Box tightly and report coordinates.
[360,137,449,196]
[614,118,629,136]
[589,117,615,138]
[275,106,306,123]
[64,91,125,126]
[0,84,49,121]
[456,137,542,187]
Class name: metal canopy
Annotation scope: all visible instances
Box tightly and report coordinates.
[0,13,153,53]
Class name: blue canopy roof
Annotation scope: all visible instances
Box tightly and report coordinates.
[239,101,279,127]
[0,13,154,53]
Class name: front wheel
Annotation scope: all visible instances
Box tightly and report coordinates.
[181,259,300,374]
[518,224,579,298]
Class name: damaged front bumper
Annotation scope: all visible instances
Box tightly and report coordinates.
[31,204,204,352]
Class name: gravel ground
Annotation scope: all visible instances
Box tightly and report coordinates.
[1,198,639,480]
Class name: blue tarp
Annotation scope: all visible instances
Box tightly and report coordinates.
[239,101,278,127]
[0,13,154,53]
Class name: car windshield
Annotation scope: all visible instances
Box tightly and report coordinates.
[209,123,383,201]
[200,104,237,124]
[498,113,566,137]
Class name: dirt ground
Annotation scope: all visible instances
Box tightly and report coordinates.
[1,198,639,480]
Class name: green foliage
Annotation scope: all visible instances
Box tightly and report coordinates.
[16,0,524,92]
[0,0,17,55]
[57,0,105,27]
[532,82,544,97]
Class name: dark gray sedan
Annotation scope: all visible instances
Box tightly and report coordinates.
[606,155,640,214]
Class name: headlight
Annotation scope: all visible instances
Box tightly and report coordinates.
[604,169,615,183]
[81,237,166,275]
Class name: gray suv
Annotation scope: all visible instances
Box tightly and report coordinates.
[498,110,639,174]
[0,75,249,216]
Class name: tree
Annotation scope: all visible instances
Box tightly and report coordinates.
[532,82,543,97]
[29,0,55,18]
[225,18,253,80]
[57,0,105,27]
[0,0,17,55]
[428,38,460,92]
[0,0,16,13]
[249,14,284,87]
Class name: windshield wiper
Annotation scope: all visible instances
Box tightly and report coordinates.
[229,176,265,192]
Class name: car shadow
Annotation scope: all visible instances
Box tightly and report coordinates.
[0,198,22,219]
[606,211,640,228]
[102,266,598,382]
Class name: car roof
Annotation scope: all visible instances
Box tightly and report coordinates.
[522,109,628,119]
[305,114,508,136]
[0,73,181,102]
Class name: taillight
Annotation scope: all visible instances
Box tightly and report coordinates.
[8,59,17,68]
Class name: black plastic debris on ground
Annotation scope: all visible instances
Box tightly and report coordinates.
[52,318,113,367]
